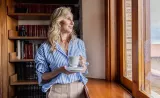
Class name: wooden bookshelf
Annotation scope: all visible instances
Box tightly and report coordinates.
[8,13,51,20]
[8,30,47,40]
[14,0,79,4]
[15,2,78,6]
[10,74,38,85]
[9,37,47,40]
[9,52,34,62]
[11,81,38,85]
[6,0,82,97]
[10,59,34,63]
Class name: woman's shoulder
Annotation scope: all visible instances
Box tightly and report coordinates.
[38,41,51,50]
[73,38,84,44]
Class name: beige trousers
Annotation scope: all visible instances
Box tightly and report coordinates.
[46,82,85,98]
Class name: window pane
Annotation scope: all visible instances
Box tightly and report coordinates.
[144,0,160,97]
[124,0,132,80]
[150,0,160,97]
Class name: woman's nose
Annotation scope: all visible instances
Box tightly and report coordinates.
[71,20,74,25]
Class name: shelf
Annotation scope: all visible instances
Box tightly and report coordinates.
[8,30,47,40]
[14,0,79,4]
[10,59,34,62]
[9,52,34,62]
[10,37,47,40]
[8,13,51,20]
[11,80,38,85]
[15,2,78,6]
[10,74,38,85]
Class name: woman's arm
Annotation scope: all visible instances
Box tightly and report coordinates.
[42,68,61,81]
[42,66,74,82]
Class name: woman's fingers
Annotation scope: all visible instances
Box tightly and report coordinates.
[79,55,86,66]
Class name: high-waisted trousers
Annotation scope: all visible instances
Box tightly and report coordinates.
[46,81,85,98]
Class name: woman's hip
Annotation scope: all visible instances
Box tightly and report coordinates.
[46,81,85,98]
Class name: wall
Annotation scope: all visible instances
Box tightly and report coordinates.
[82,0,105,79]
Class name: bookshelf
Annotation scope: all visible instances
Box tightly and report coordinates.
[10,74,38,85]
[8,30,47,40]
[7,0,82,98]
[9,52,34,63]
[7,13,51,20]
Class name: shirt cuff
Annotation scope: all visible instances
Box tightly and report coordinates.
[36,71,44,86]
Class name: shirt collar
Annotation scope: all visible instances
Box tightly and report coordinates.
[54,38,75,57]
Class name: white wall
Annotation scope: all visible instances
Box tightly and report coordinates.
[19,0,106,79]
[82,0,105,79]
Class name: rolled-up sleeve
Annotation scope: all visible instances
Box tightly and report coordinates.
[79,40,88,75]
[34,44,50,86]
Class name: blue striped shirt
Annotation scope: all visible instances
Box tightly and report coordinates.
[35,38,88,92]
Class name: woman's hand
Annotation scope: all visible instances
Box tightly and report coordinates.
[79,56,87,73]
[42,66,74,82]
[59,66,75,75]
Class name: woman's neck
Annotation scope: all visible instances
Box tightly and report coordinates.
[60,33,70,42]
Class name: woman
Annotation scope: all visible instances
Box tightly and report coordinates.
[35,7,88,98]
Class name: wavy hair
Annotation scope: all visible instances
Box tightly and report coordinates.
[48,7,76,52]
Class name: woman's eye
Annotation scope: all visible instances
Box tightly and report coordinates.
[66,17,73,21]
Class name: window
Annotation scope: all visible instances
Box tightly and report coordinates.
[119,0,132,91]
[119,0,151,97]
[124,0,132,80]
[143,0,160,97]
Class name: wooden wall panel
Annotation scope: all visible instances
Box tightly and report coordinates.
[0,0,7,98]
[106,0,118,81]
[7,16,18,77]
[7,13,18,98]
[0,0,2,96]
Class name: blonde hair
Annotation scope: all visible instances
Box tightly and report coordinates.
[48,7,76,52]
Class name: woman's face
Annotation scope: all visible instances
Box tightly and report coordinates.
[60,12,74,34]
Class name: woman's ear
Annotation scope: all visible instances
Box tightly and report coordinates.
[60,20,66,27]
[57,17,63,22]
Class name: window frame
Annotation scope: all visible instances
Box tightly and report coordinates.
[118,0,151,97]
[119,0,132,91]
[132,0,151,97]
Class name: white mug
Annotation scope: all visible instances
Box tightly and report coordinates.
[69,56,80,67]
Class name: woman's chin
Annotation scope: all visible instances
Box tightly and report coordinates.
[67,30,73,34]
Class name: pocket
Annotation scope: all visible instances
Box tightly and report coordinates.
[48,86,62,98]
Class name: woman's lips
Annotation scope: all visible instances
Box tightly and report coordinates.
[69,26,73,29]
